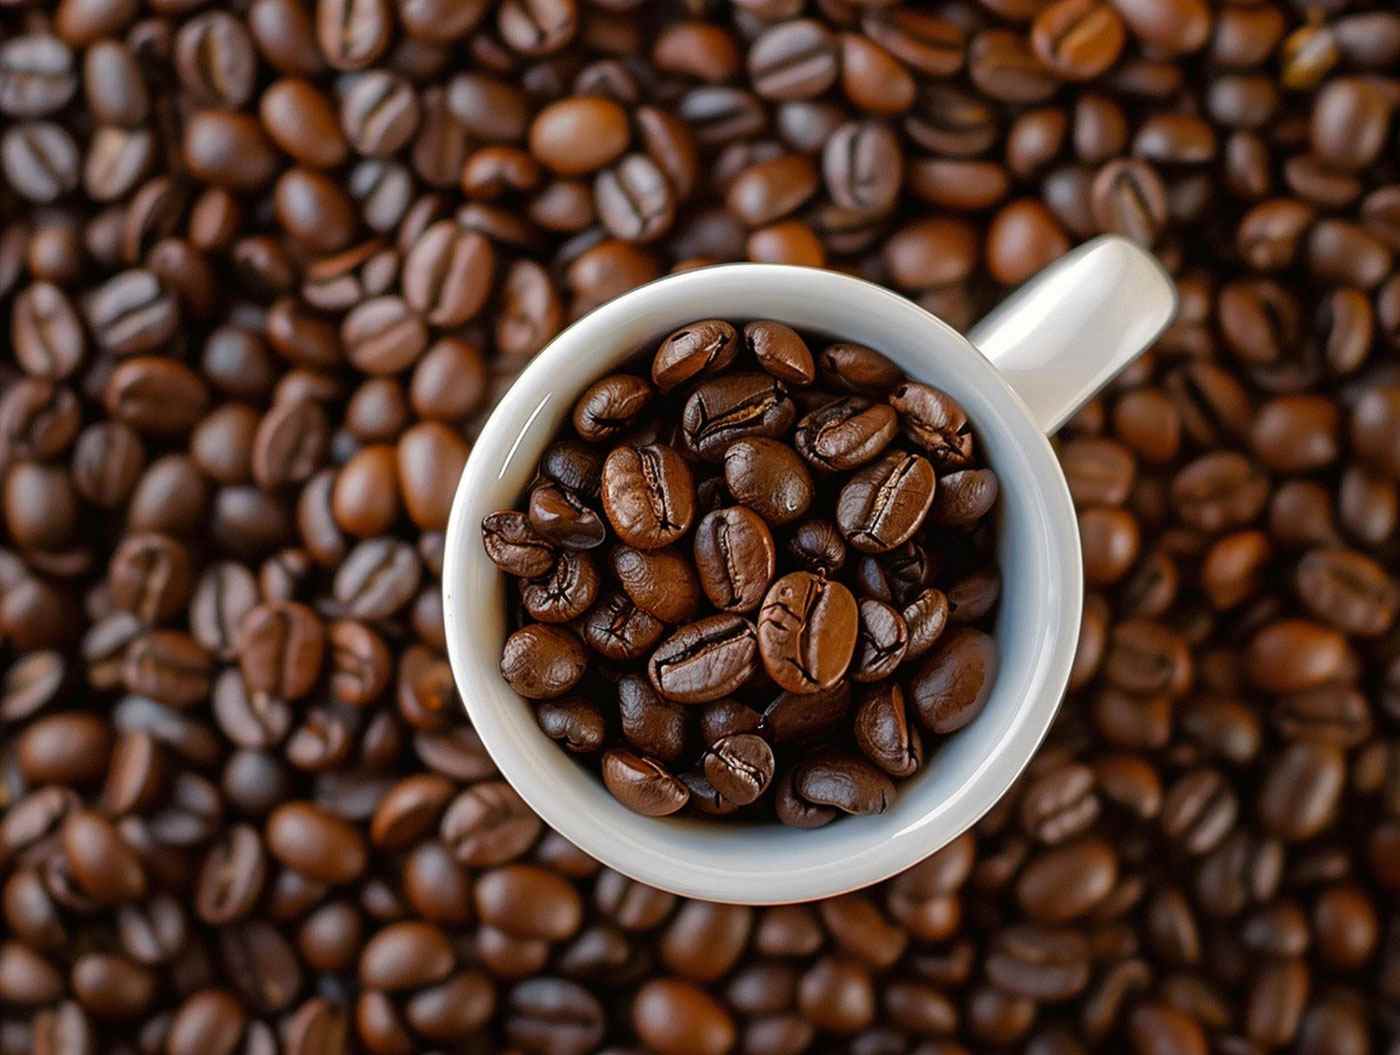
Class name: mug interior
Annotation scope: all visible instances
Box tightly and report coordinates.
[443,265,1082,904]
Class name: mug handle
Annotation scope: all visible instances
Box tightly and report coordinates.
[967,235,1178,435]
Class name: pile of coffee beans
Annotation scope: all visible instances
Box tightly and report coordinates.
[2,0,1400,1051]
[485,320,1001,822]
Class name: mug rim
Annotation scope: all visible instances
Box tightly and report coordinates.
[443,263,1083,903]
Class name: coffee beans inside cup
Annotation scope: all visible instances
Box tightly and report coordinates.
[483,320,1002,822]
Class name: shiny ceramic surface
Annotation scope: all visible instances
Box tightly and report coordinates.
[442,238,1176,904]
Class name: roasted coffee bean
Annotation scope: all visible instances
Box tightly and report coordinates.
[266,800,366,885]
[704,733,775,806]
[601,444,695,550]
[902,587,951,661]
[1091,158,1169,245]
[1172,452,1270,534]
[836,450,937,554]
[823,120,903,213]
[1007,109,1069,185]
[122,630,213,708]
[699,699,763,747]
[650,320,738,393]
[482,511,555,578]
[1020,762,1099,846]
[238,601,325,702]
[909,627,997,734]
[787,519,847,577]
[537,697,606,753]
[1102,619,1190,698]
[793,753,894,816]
[854,683,922,777]
[572,373,653,443]
[528,483,606,551]
[727,154,819,226]
[889,383,975,469]
[1259,741,1345,842]
[84,269,180,357]
[500,624,587,699]
[682,373,796,462]
[932,468,1000,527]
[1247,618,1349,695]
[774,767,837,830]
[1294,547,1398,636]
[522,550,599,624]
[2,122,79,203]
[503,976,603,1053]
[63,808,147,904]
[0,650,66,726]
[1032,0,1125,81]
[402,221,493,327]
[332,538,422,619]
[12,283,85,381]
[578,587,663,660]
[107,532,193,625]
[757,571,858,694]
[608,546,696,626]
[528,96,629,176]
[0,36,78,120]
[748,19,839,101]
[890,214,980,288]
[315,0,391,72]
[594,154,676,244]
[194,824,266,926]
[692,506,775,614]
[851,599,909,683]
[794,397,898,471]
[722,437,813,527]
[648,614,759,704]
[616,674,687,764]
[340,70,419,161]
[602,750,689,817]
[762,680,851,745]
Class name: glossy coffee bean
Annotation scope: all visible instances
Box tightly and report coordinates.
[602,750,690,817]
[794,752,895,816]
[704,733,775,806]
[854,683,922,777]
[648,614,760,705]
[693,506,775,614]
[757,571,858,694]
[572,373,653,443]
[602,444,696,550]
[836,450,937,554]
[682,373,795,462]
[723,437,813,527]
[529,483,607,551]
[909,628,998,734]
[794,397,898,471]
[652,320,738,393]
[500,624,588,699]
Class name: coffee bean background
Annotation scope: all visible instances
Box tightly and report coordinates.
[0,0,1398,1053]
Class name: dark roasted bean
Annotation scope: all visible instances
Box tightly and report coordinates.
[693,506,775,614]
[757,571,858,693]
[682,373,795,462]
[793,752,894,816]
[648,614,759,704]
[836,450,937,554]
[602,750,689,817]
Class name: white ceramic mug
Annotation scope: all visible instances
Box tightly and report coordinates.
[442,235,1176,904]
